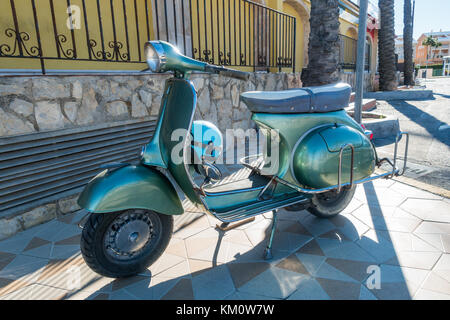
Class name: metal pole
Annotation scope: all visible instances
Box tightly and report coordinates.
[354,0,369,124]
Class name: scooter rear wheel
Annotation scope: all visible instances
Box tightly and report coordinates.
[307,185,356,218]
[80,209,173,278]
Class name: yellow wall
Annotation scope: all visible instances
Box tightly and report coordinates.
[282,2,304,72]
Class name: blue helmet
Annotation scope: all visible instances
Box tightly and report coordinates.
[191,120,223,163]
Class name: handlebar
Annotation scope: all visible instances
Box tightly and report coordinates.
[205,64,250,81]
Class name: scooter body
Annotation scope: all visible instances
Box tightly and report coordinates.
[79,77,374,215]
[77,41,408,278]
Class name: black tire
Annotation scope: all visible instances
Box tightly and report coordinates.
[80,209,173,278]
[307,185,356,219]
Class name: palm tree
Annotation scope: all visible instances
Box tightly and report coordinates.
[403,0,414,86]
[378,0,397,91]
[422,35,442,61]
[301,0,340,87]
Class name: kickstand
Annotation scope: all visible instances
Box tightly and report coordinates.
[264,210,278,260]
[215,217,256,231]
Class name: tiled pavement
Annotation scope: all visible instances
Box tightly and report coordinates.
[0,179,449,300]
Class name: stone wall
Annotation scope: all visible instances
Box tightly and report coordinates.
[0,72,302,138]
[339,71,377,92]
[0,72,301,240]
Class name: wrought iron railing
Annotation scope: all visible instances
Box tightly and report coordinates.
[0,0,296,74]
[185,0,296,71]
[339,34,371,71]
[339,34,357,70]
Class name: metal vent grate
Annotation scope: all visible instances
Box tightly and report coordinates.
[0,118,157,218]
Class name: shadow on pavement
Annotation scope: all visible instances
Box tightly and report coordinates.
[388,100,449,147]
[59,187,411,300]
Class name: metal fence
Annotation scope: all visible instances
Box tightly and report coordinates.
[339,34,357,70]
[339,34,371,71]
[186,0,296,71]
[0,0,296,73]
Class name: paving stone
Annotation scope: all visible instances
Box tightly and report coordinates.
[374,264,430,298]
[89,293,110,300]
[420,271,450,295]
[23,237,51,252]
[238,267,309,299]
[351,205,422,233]
[315,278,361,300]
[287,277,330,300]
[54,234,81,246]
[297,239,325,256]
[317,238,377,262]
[389,182,443,200]
[0,255,48,281]
[317,257,366,283]
[414,233,447,252]
[148,253,185,277]
[359,285,378,300]
[227,262,270,289]
[275,254,309,275]
[112,275,149,292]
[413,288,450,300]
[192,265,235,300]
[50,245,80,260]
[385,251,442,270]
[109,290,138,300]
[415,221,450,235]
[401,199,450,223]
[295,253,326,276]
[0,283,69,300]
[432,254,450,283]
[0,253,16,271]
[297,215,336,237]
[325,258,374,282]
[161,278,194,300]
[225,291,280,300]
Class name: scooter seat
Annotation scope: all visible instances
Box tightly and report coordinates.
[240,82,351,114]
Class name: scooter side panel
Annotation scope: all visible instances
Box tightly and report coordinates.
[252,110,367,186]
[77,164,184,215]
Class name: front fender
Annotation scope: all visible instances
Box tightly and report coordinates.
[78,164,184,215]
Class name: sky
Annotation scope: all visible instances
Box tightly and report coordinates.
[394,0,450,40]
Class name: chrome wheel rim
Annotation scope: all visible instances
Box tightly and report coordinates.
[104,210,161,261]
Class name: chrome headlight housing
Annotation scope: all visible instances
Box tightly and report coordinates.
[144,41,166,72]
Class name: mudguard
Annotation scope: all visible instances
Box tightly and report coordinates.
[77,164,184,215]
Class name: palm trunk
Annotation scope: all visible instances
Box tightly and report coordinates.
[301,0,340,87]
[378,0,398,91]
[403,0,414,86]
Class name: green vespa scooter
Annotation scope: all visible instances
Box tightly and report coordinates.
[78,41,409,278]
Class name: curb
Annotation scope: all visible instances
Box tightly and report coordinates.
[364,89,433,100]
[362,115,400,139]
[374,168,450,199]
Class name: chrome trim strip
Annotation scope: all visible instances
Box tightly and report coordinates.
[275,169,398,195]
[211,197,309,223]
[204,185,266,197]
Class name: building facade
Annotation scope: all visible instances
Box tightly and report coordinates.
[415,31,450,66]
[395,35,416,64]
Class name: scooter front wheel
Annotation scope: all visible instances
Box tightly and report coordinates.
[80,209,173,278]
[307,185,356,219]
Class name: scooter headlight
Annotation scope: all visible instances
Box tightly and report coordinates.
[144,41,166,72]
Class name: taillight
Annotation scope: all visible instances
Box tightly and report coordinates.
[361,124,373,140]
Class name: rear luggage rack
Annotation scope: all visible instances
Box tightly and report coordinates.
[241,132,410,196]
